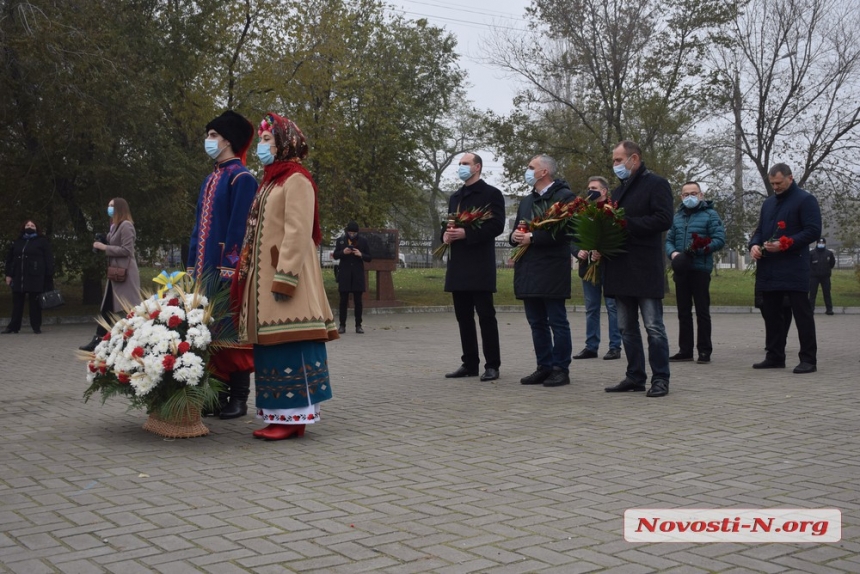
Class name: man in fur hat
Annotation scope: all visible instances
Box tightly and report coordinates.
[188,110,257,419]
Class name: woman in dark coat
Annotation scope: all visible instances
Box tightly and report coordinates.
[333,221,371,333]
[3,219,54,334]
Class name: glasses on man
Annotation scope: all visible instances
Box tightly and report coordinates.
[680,192,699,198]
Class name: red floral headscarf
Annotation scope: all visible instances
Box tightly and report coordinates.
[256,112,320,245]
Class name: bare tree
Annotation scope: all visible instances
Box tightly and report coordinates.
[719,0,860,194]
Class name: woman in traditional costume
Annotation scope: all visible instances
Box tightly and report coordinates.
[235,113,338,441]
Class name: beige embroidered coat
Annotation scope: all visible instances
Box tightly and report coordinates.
[239,173,338,345]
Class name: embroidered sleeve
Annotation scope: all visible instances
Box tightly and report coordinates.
[271,174,314,297]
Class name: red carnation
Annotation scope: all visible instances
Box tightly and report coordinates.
[162,355,176,371]
[168,298,179,306]
[102,333,111,341]
[149,310,160,320]
[777,221,786,230]
[779,236,794,251]
[177,341,191,354]
[131,346,145,358]
[167,315,182,328]
[117,372,130,384]
[124,329,134,339]
[88,362,97,373]
[98,364,107,374]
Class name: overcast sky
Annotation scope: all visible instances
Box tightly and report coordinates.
[386,0,533,186]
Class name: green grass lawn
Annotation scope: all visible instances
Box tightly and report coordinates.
[4,267,858,321]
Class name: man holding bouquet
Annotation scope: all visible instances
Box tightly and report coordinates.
[748,163,821,374]
[602,141,674,397]
[510,155,575,388]
[443,152,506,382]
[665,182,725,364]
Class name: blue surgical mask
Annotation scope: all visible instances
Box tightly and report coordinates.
[817,243,825,249]
[107,206,115,218]
[204,139,225,159]
[613,160,631,180]
[682,196,700,209]
[457,165,473,182]
[257,142,275,166]
[525,168,537,187]
[587,190,602,201]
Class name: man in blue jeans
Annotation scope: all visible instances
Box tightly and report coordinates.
[601,141,674,397]
[510,155,575,387]
[573,176,622,361]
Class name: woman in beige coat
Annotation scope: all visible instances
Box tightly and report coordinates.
[236,113,338,441]
[79,198,142,351]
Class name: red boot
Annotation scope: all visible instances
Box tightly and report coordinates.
[260,424,306,441]
[253,424,276,439]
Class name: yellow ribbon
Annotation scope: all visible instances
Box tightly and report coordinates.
[152,271,186,297]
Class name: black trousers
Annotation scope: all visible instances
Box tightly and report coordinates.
[809,276,832,312]
[673,270,712,356]
[761,290,817,364]
[451,291,501,370]
[95,283,115,337]
[339,291,363,327]
[8,291,42,332]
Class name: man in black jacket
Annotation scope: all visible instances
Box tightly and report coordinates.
[601,141,674,397]
[809,237,835,315]
[511,155,575,387]
[443,152,506,382]
[333,221,372,333]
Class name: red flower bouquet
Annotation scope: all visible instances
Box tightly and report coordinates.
[510,198,586,263]
[571,200,628,284]
[433,205,495,259]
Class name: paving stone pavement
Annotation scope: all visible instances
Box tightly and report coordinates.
[1,310,859,573]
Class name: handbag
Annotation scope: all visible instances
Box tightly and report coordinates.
[39,289,65,309]
[107,266,128,283]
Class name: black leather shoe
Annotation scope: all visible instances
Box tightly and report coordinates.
[646,379,669,397]
[219,398,248,419]
[603,348,621,360]
[697,354,710,364]
[605,379,646,392]
[669,353,694,362]
[33,328,41,334]
[338,325,346,334]
[480,368,499,381]
[825,310,834,315]
[79,336,101,352]
[543,369,570,387]
[520,368,551,385]
[573,348,598,360]
[356,326,364,334]
[793,362,817,374]
[2,327,18,334]
[752,359,785,369]
[445,366,479,378]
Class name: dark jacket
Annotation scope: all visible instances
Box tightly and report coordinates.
[333,233,371,292]
[509,179,575,299]
[809,247,835,278]
[442,179,506,292]
[603,164,674,299]
[5,234,54,293]
[665,200,726,273]
[748,182,822,292]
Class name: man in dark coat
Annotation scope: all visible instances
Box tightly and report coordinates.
[510,154,575,387]
[333,221,372,333]
[601,141,674,397]
[809,237,835,315]
[443,152,506,382]
[749,163,821,374]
